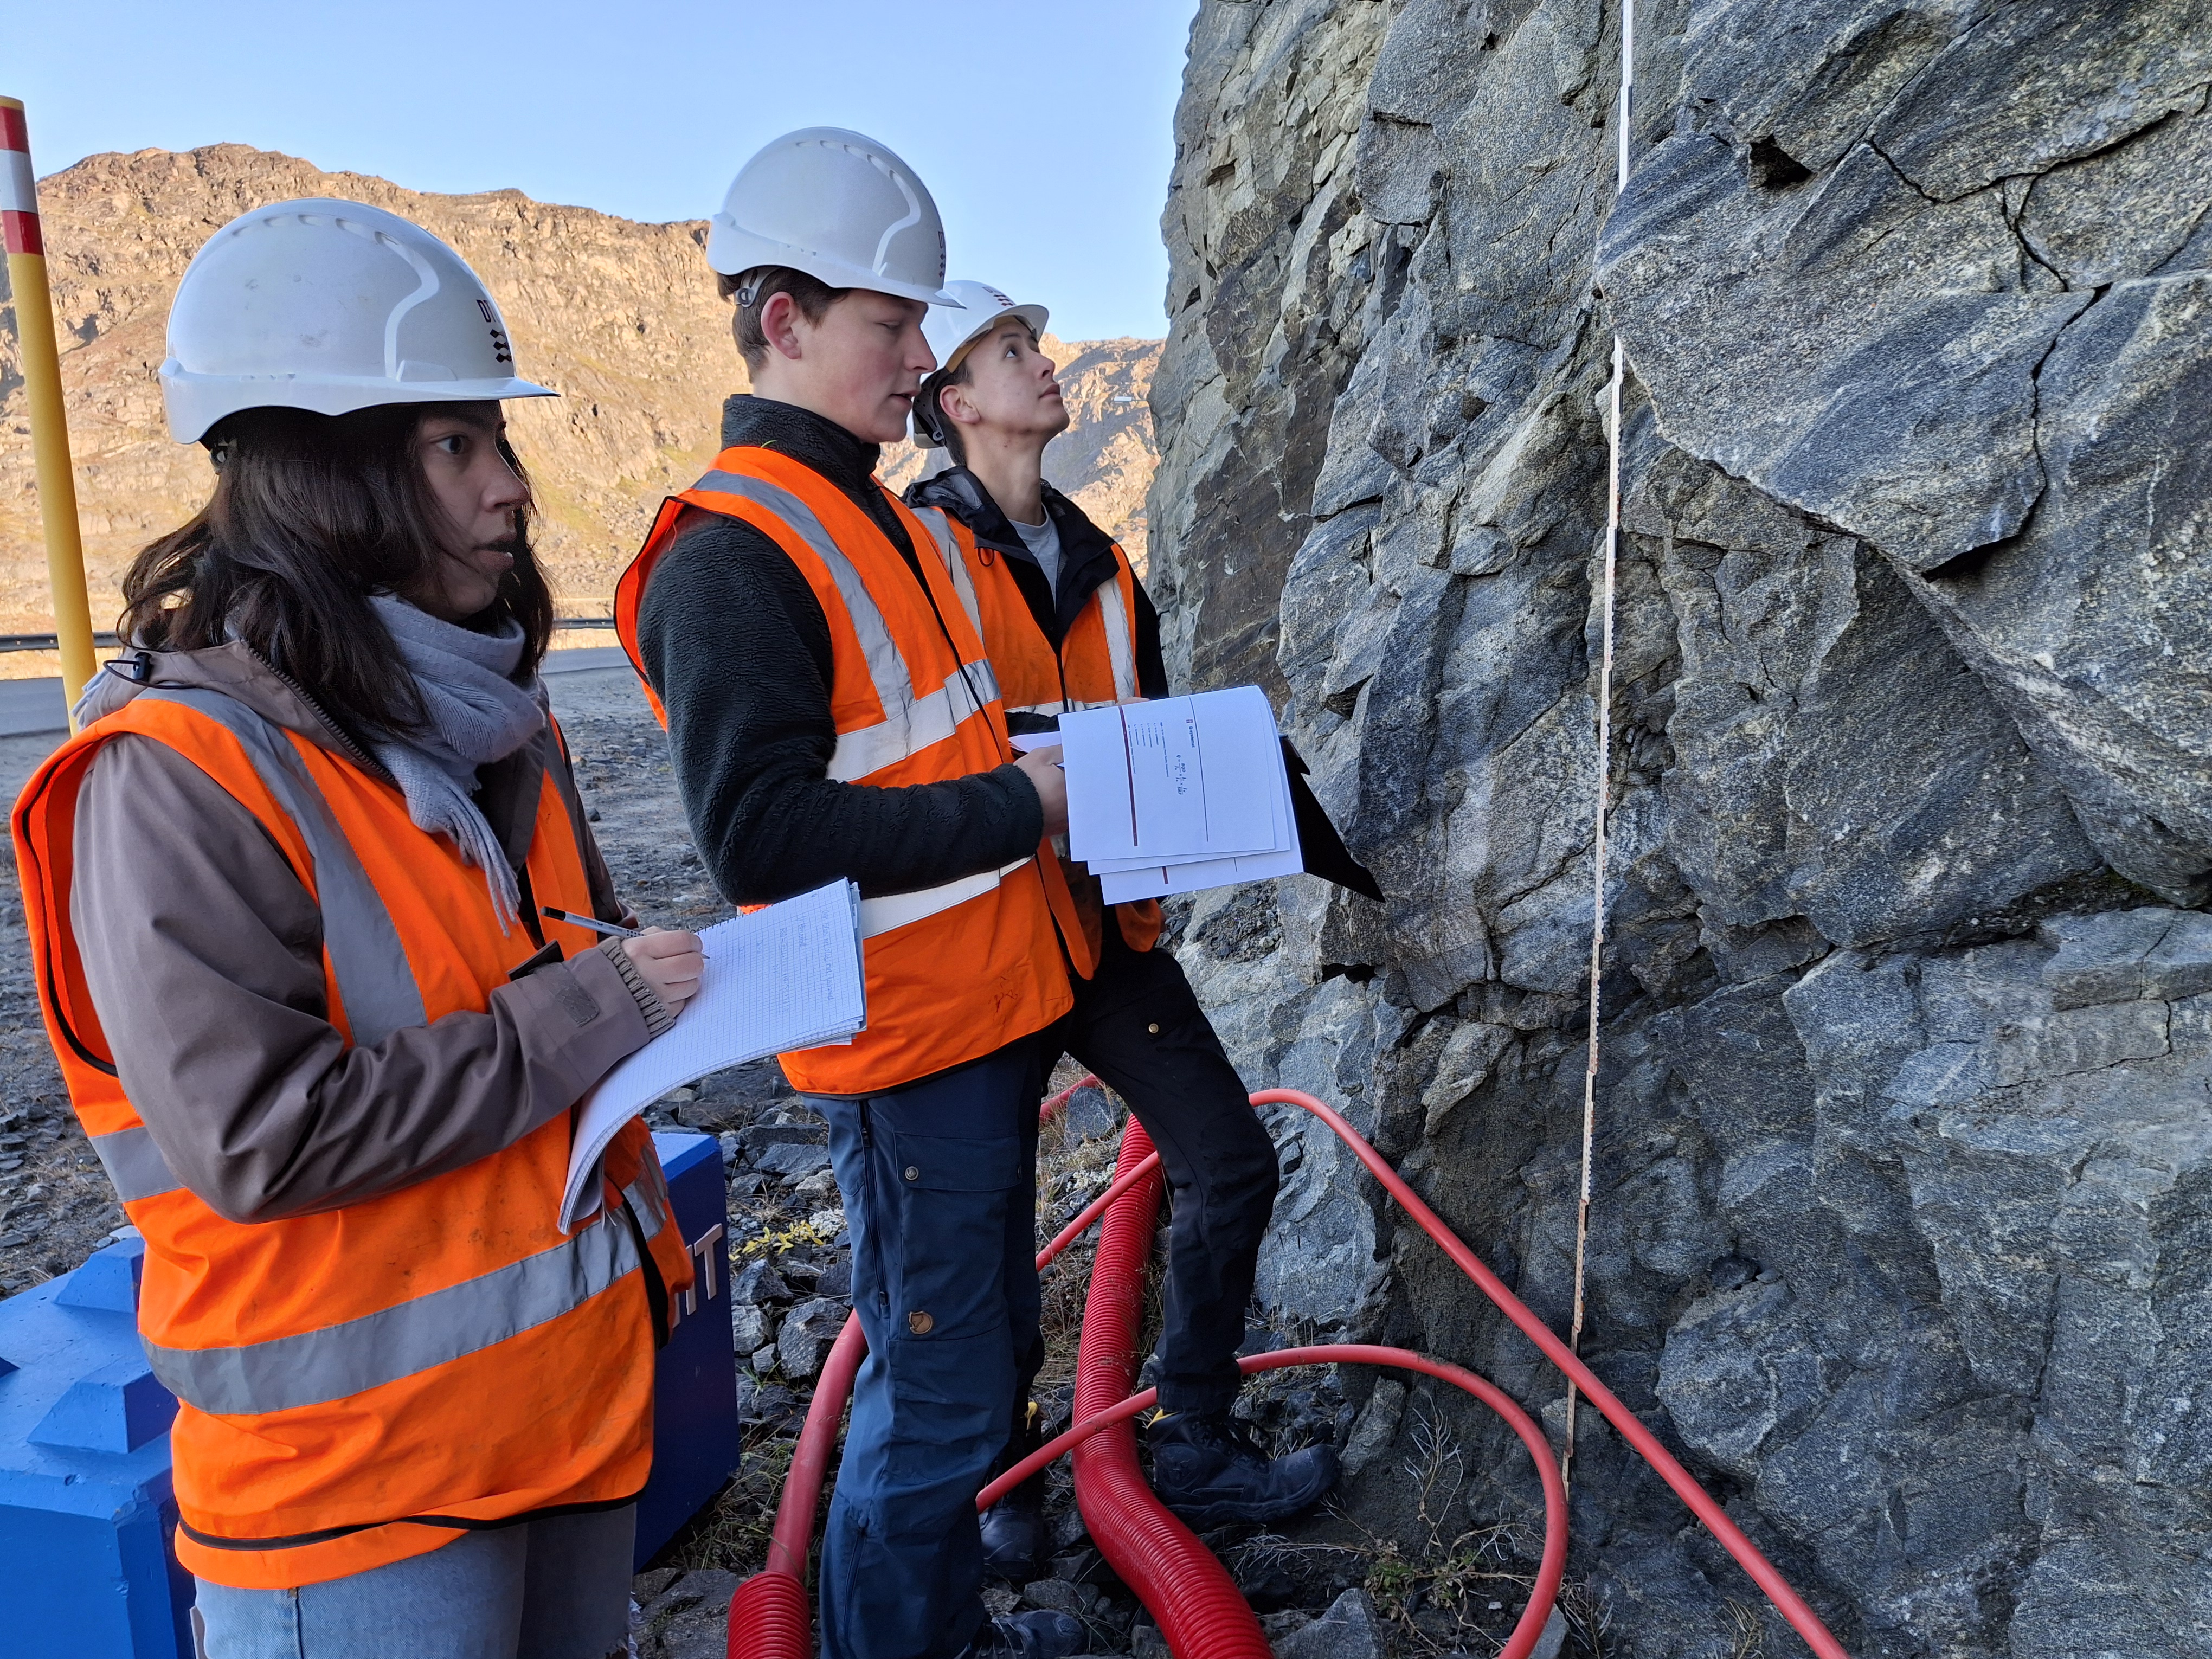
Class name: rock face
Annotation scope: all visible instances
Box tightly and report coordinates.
[1149,3,2212,1654]
[0,145,1159,632]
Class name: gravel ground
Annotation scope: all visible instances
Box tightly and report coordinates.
[0,732,120,1295]
[0,667,1402,1658]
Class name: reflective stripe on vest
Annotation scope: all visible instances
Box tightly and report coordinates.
[688,469,1003,782]
[145,1215,642,1416]
[858,853,1031,940]
[1096,576,1138,704]
[915,507,987,642]
[138,688,428,1046]
[91,1122,179,1202]
[622,1180,665,1243]
[79,687,428,1211]
[910,505,1138,715]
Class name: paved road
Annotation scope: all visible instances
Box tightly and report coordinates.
[0,646,635,740]
[0,679,67,741]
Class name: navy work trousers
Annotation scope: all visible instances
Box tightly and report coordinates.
[1040,922,1280,1417]
[814,1038,1045,1659]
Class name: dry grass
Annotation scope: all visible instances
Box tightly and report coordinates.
[661,1432,802,1578]
[1725,1598,1770,1659]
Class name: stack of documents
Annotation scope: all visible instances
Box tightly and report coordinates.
[561,879,866,1230]
[1055,686,1303,903]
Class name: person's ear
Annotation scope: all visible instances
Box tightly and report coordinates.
[759,291,807,362]
[940,377,981,430]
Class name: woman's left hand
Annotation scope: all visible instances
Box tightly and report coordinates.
[623,928,705,1014]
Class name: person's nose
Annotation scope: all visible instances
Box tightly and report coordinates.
[483,452,528,512]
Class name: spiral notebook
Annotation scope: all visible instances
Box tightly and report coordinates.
[560,879,865,1231]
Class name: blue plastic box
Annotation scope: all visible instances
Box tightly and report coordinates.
[0,1234,193,1658]
[638,1130,742,1565]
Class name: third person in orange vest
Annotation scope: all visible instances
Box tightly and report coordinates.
[904,283,1381,1579]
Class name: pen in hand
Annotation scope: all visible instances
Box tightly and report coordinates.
[543,906,710,1011]
[541,906,640,939]
[543,906,711,972]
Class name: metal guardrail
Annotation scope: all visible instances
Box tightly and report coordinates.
[0,616,619,653]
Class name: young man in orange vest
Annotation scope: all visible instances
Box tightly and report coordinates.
[614,135,1085,1659]
[905,286,1378,1579]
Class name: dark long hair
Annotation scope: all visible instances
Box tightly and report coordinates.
[118,401,555,738]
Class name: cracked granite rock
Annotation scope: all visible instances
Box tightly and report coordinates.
[1149,2,2211,1653]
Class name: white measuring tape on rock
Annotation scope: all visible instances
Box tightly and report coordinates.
[1562,0,1634,1493]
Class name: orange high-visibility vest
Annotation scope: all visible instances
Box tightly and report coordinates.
[13,686,695,1590]
[906,506,1163,957]
[616,446,1076,1089]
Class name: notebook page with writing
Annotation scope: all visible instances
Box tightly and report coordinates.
[1095,709,1303,903]
[560,880,864,1231]
[1063,687,1282,865]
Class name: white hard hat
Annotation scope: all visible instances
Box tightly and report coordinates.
[159,198,555,445]
[707,127,959,307]
[912,281,1051,448]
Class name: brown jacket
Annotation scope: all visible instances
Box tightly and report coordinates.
[68,644,660,1225]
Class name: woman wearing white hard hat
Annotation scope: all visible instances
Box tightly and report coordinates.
[16,198,703,1659]
[611,132,1084,1659]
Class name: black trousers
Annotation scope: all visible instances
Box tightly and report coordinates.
[1036,922,1281,1416]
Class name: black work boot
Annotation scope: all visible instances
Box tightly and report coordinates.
[962,1610,1089,1659]
[1146,1410,1341,1528]
[979,1401,1048,1583]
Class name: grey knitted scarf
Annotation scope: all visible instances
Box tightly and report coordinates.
[366,596,545,930]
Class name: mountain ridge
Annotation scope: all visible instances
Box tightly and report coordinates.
[0,143,1158,636]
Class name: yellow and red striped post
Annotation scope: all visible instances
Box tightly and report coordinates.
[3,96,97,728]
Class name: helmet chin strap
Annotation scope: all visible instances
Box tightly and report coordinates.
[913,386,949,448]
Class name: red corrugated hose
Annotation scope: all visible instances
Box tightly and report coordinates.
[1059,1118,1269,1658]
[725,1081,1851,1659]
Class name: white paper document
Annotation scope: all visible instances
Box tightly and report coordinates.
[560,880,865,1231]
[1060,686,1303,904]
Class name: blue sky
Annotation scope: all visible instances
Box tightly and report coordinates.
[5,0,1199,342]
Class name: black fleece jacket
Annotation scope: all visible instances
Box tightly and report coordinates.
[635,396,1043,906]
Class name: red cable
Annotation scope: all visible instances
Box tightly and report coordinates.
[1246,1089,1848,1659]
[729,1314,867,1659]
[1038,1149,1162,1270]
[976,1344,1568,1659]
[762,1314,867,1583]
